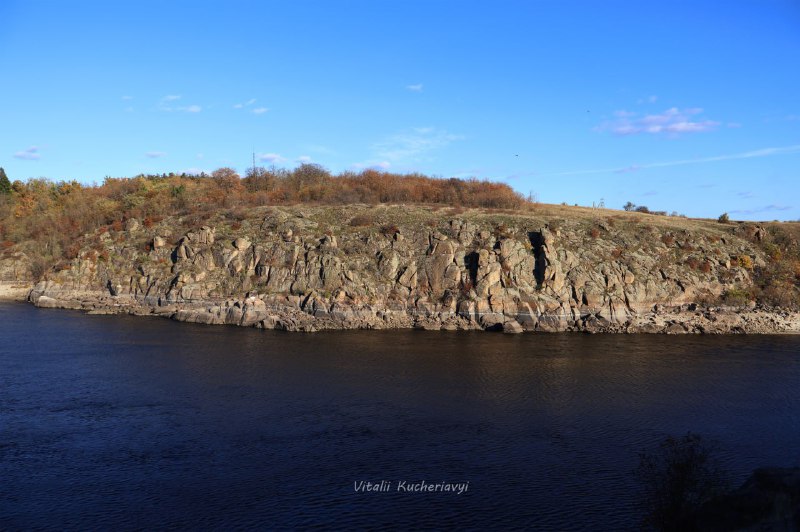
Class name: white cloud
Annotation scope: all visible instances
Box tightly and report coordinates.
[372,127,463,162]
[352,161,391,170]
[13,146,40,160]
[597,107,719,136]
[124,106,134,113]
[296,155,312,164]
[406,83,423,92]
[145,151,166,158]
[159,95,202,112]
[637,95,658,104]
[252,107,269,115]
[234,98,257,109]
[548,143,800,177]
[258,153,285,163]
[121,95,133,100]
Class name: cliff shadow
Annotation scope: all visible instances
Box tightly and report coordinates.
[527,231,546,287]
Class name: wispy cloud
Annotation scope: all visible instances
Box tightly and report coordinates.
[597,107,719,136]
[351,161,391,170]
[548,144,800,177]
[406,83,423,92]
[372,127,463,162]
[145,151,166,158]
[615,165,641,174]
[121,95,133,101]
[636,95,658,104]
[159,95,202,112]
[730,204,792,215]
[252,107,269,115]
[13,146,41,160]
[258,153,285,163]
[234,98,257,109]
[737,191,755,199]
[296,155,312,164]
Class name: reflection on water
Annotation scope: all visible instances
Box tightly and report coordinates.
[1,302,799,530]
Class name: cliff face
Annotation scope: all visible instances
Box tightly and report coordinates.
[5,204,799,333]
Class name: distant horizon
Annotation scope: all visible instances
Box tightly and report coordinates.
[1,0,798,221]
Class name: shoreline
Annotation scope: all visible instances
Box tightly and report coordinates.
[7,282,798,334]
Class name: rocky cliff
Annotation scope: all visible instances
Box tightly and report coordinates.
[2,204,799,333]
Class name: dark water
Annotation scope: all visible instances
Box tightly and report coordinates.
[1,303,799,530]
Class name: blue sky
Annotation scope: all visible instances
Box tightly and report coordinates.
[1,0,798,220]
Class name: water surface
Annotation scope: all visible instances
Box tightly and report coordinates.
[1,302,799,530]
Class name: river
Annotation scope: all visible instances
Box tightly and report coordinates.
[1,302,799,530]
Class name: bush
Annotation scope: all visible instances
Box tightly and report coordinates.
[738,255,753,270]
[636,433,729,531]
[349,214,373,227]
[723,288,751,306]
[718,213,730,224]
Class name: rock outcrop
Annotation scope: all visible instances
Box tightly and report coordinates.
[5,205,799,333]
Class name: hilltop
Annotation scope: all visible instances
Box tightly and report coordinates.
[0,167,798,333]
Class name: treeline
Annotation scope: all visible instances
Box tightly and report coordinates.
[0,164,525,273]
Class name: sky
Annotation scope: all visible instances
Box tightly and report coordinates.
[1,0,798,220]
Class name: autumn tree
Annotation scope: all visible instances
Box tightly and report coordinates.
[211,167,242,193]
[0,167,10,195]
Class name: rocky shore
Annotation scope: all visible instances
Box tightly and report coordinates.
[2,205,798,334]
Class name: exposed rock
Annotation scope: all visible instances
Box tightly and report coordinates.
[6,205,797,334]
[233,237,251,251]
[124,218,140,232]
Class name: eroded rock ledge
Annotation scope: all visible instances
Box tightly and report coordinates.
[4,205,800,333]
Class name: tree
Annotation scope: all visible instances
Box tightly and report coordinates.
[635,433,729,531]
[623,201,636,211]
[718,212,730,224]
[210,167,242,193]
[0,167,10,195]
